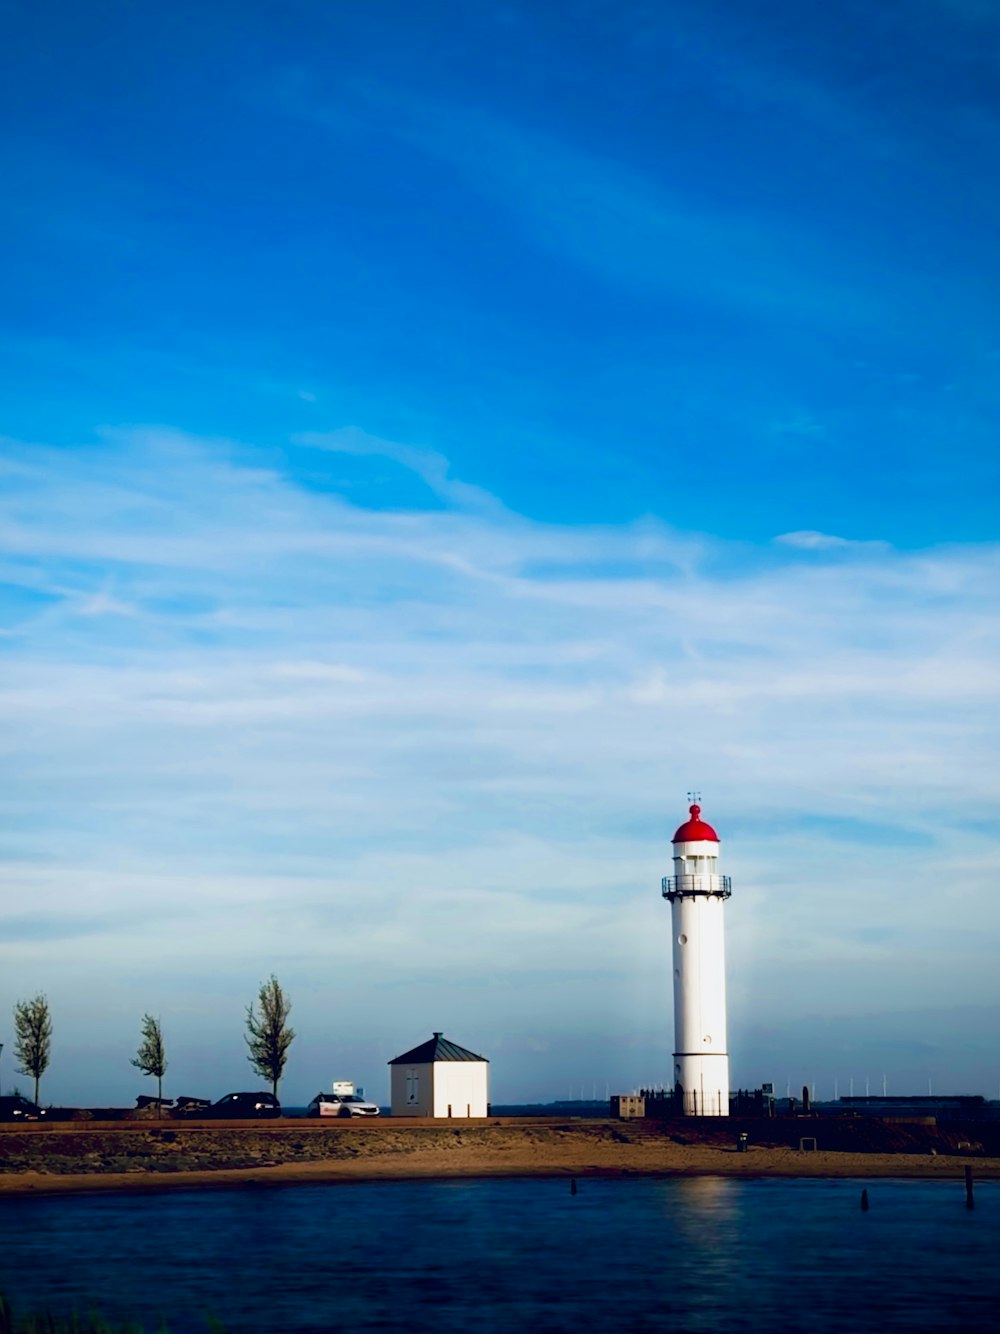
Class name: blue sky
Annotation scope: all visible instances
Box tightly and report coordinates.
[2,0,999,1105]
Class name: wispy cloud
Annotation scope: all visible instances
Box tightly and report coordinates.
[775,530,890,552]
[300,427,505,515]
[284,81,882,329]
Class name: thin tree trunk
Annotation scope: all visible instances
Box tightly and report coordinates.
[33,1074,39,1105]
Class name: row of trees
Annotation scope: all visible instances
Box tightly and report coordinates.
[9,976,295,1105]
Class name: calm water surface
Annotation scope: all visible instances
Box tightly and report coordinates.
[0,1177,996,1332]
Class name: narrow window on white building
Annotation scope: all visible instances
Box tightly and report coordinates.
[406,1068,418,1104]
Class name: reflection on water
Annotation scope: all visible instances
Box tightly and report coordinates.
[0,1177,995,1333]
[671,1172,738,1219]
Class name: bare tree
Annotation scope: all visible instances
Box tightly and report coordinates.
[245,975,294,1099]
[131,1014,167,1110]
[13,994,52,1105]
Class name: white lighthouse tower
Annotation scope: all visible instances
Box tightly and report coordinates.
[662,801,731,1116]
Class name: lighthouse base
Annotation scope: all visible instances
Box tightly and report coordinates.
[674,1054,729,1117]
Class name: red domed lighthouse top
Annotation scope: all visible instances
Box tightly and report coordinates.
[672,804,719,843]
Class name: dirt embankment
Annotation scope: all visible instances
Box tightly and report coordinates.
[1,1117,997,1197]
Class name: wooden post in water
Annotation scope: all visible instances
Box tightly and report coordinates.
[965,1165,974,1210]
[860,1188,869,1212]
[570,1178,578,1195]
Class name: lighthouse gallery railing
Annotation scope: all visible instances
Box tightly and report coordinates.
[662,875,732,899]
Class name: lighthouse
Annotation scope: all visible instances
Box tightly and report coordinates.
[662,801,731,1116]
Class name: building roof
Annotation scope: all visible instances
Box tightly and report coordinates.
[389,1032,489,1065]
[672,803,719,843]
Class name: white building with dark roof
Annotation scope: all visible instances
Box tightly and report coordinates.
[388,1032,489,1118]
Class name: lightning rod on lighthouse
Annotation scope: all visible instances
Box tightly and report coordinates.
[662,801,731,1116]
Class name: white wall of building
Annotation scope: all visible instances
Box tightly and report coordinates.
[390,1062,433,1116]
[430,1061,489,1118]
[389,1060,488,1117]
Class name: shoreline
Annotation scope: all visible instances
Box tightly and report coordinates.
[2,1119,998,1198]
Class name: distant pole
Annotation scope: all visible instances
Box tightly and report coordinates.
[834,1077,839,1101]
[0,1041,3,1096]
[965,1166,974,1210]
[882,1073,887,1097]
[850,1077,854,1097]
[928,1077,933,1096]
[861,1188,869,1212]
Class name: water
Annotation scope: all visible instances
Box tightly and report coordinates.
[0,1177,996,1332]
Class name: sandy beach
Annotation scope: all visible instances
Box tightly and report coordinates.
[1,1118,997,1197]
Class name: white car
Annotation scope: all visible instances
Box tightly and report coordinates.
[308,1092,380,1118]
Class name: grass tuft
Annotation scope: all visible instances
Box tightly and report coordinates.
[0,1296,221,1334]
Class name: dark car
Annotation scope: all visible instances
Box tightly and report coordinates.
[135,1095,174,1111]
[204,1092,281,1119]
[173,1095,211,1116]
[0,1095,46,1122]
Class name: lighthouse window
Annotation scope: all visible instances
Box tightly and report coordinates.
[678,934,687,945]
